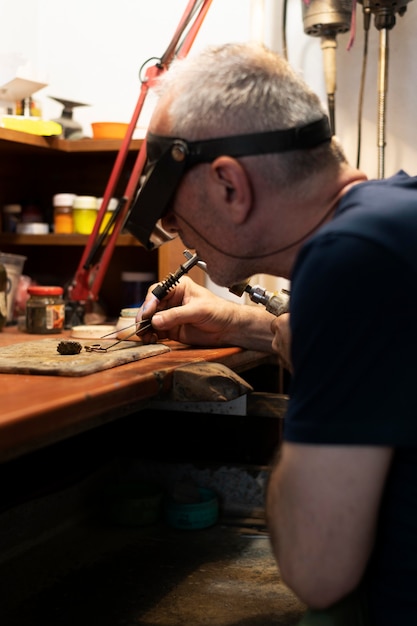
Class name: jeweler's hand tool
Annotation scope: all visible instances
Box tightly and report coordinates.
[229,281,290,317]
[85,250,201,352]
[183,250,291,317]
[85,319,153,352]
[151,251,201,300]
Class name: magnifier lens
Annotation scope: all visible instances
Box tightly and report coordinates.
[149,220,177,249]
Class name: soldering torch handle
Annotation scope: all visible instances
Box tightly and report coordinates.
[152,251,201,301]
[152,277,177,301]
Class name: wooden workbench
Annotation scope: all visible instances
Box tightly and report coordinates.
[0,327,272,463]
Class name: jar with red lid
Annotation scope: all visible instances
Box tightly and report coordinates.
[26,286,65,334]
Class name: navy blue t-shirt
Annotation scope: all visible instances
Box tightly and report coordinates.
[283,171,417,624]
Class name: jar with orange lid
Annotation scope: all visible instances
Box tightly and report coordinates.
[26,286,65,334]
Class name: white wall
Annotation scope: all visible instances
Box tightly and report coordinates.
[2,0,415,177]
[1,0,416,300]
[0,0,253,136]
[281,0,417,181]
[336,11,417,180]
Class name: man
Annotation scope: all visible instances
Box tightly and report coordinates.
[126,42,417,624]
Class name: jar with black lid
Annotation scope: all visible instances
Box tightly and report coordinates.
[26,286,65,334]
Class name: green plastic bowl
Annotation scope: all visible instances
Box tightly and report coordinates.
[165,488,219,530]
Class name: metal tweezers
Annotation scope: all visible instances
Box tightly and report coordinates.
[84,319,153,352]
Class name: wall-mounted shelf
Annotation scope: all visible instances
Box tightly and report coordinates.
[0,129,204,317]
[0,126,143,153]
[0,233,139,247]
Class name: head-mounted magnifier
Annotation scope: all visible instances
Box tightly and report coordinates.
[126,115,332,250]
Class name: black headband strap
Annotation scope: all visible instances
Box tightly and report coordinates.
[127,115,332,250]
[148,115,332,167]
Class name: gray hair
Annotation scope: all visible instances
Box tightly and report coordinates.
[155,42,347,188]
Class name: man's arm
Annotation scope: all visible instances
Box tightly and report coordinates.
[266,442,393,609]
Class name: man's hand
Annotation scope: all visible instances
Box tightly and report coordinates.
[134,276,278,353]
[137,276,238,346]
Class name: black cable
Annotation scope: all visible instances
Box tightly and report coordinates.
[356,11,371,168]
[328,93,336,136]
[174,200,338,260]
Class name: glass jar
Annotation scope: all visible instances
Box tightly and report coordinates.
[97,197,118,234]
[26,286,65,334]
[53,193,76,234]
[2,203,22,233]
[72,196,97,234]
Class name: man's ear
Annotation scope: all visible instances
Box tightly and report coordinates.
[209,156,252,224]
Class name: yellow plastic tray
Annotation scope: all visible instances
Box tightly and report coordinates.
[2,116,62,136]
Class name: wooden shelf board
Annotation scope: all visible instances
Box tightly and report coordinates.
[0,233,140,247]
[49,137,143,153]
[0,127,142,153]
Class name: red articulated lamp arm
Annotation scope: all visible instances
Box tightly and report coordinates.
[68,0,214,305]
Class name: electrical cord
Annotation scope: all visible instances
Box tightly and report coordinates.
[356,11,371,168]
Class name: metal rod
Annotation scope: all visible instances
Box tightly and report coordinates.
[377,28,389,179]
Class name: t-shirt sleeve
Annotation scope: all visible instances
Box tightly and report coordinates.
[284,232,417,446]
